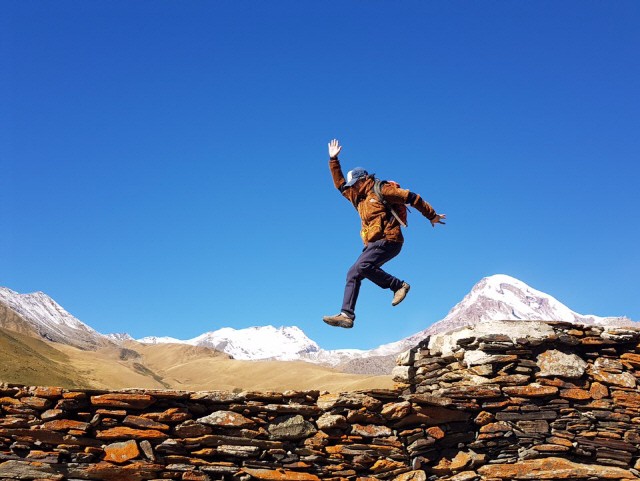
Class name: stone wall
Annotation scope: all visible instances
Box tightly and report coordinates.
[393,320,640,480]
[1,321,640,480]
[0,386,418,481]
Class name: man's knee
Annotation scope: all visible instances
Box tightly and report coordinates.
[355,261,374,277]
[347,263,362,281]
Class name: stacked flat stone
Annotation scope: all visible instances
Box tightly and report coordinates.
[393,320,640,480]
[0,385,429,481]
[1,320,640,480]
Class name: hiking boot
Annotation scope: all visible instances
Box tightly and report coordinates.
[322,313,354,329]
[392,282,410,306]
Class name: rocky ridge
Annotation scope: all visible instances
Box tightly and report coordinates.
[0,288,106,351]
[2,320,640,480]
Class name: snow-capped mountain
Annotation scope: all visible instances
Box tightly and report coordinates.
[0,287,106,350]
[137,335,183,344]
[387,274,633,356]
[105,333,134,342]
[188,326,320,361]
[135,326,366,365]
[139,327,322,361]
[423,274,630,334]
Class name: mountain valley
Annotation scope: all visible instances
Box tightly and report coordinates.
[0,275,634,390]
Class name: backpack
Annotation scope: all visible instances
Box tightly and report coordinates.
[373,179,408,228]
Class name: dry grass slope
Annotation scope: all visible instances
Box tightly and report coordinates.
[0,323,393,392]
[0,327,88,388]
[64,341,394,392]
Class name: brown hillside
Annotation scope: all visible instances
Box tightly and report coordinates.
[52,341,393,392]
[0,301,39,338]
[0,327,88,388]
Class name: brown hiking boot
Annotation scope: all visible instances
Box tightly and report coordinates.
[322,313,354,329]
[392,282,410,306]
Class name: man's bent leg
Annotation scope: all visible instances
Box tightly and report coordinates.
[341,241,403,318]
[356,240,404,291]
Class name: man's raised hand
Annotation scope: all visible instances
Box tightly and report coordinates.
[431,214,447,228]
[328,139,342,159]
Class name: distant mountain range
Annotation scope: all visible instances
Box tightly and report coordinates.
[0,275,634,374]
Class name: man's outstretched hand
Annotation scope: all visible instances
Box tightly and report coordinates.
[431,214,447,228]
[328,139,342,159]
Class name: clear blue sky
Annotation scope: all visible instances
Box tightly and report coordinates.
[2,1,638,351]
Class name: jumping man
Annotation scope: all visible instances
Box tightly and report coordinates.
[323,139,446,329]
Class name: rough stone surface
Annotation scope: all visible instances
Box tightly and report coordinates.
[381,400,412,420]
[97,426,170,441]
[242,467,321,480]
[197,410,255,428]
[393,365,415,382]
[316,413,347,430]
[104,439,141,464]
[0,460,64,479]
[395,471,427,481]
[316,392,382,410]
[537,349,588,378]
[428,320,555,356]
[350,423,392,437]
[267,414,316,440]
[91,393,156,409]
[478,457,637,479]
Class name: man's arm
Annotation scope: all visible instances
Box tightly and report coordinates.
[328,139,346,190]
[382,183,446,227]
[328,139,359,204]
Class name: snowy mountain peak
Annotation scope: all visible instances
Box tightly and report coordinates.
[105,333,134,342]
[424,274,632,338]
[135,325,321,361]
[0,287,105,349]
[455,274,578,323]
[477,274,529,292]
[0,287,89,330]
[187,325,321,361]
[137,336,182,345]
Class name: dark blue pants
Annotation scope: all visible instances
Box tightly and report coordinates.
[341,240,404,319]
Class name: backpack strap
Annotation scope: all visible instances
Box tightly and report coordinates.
[374,179,407,228]
[373,180,392,232]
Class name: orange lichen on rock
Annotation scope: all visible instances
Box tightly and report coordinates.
[242,468,320,480]
[502,385,559,397]
[96,426,169,441]
[103,439,140,464]
[91,393,156,410]
[478,457,637,479]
